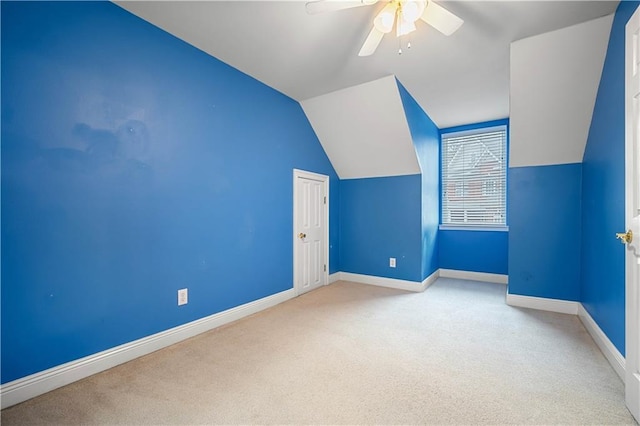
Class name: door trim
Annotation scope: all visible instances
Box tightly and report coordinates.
[625,6,640,421]
[293,169,329,296]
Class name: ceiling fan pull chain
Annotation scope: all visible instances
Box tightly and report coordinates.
[398,35,412,55]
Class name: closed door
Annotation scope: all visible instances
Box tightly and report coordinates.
[624,7,640,422]
[293,170,328,295]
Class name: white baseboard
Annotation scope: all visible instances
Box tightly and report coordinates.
[439,269,508,284]
[506,292,579,315]
[339,270,438,293]
[497,291,626,384]
[4,272,626,410]
[0,288,296,409]
[422,269,440,290]
[578,304,625,380]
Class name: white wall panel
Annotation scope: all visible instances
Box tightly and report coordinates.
[510,15,613,167]
[301,76,420,179]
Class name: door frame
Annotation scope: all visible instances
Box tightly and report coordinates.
[293,169,329,296]
[625,5,640,422]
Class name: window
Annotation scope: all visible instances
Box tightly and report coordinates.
[441,126,507,228]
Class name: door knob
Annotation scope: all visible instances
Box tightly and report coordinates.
[616,229,633,244]
[298,233,306,239]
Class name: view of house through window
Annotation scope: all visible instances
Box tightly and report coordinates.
[441,126,507,227]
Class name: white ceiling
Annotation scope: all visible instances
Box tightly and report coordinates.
[117,1,619,129]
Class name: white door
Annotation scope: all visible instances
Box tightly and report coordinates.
[624,7,640,422]
[293,169,328,295]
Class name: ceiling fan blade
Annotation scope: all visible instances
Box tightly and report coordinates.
[420,0,463,36]
[306,0,374,15]
[358,27,384,57]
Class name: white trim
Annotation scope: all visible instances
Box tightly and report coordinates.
[441,125,507,228]
[439,269,508,284]
[0,288,296,409]
[293,169,329,296]
[625,7,640,421]
[498,291,626,386]
[441,124,508,139]
[422,269,440,290]
[506,292,579,315]
[578,304,625,380]
[328,272,341,284]
[438,225,509,232]
[339,270,439,293]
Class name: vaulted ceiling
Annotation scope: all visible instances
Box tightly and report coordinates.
[115,1,619,179]
[117,1,618,129]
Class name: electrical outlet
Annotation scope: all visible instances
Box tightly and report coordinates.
[389,258,396,268]
[178,288,188,306]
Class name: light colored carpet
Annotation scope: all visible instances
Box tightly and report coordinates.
[1,278,636,425]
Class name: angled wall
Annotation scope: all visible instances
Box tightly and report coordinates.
[301,76,420,180]
[580,1,640,355]
[508,15,613,301]
[510,14,614,167]
[1,1,339,384]
[397,81,440,281]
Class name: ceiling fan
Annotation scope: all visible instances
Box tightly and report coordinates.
[306,0,464,56]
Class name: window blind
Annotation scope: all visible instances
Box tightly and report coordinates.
[441,126,507,227]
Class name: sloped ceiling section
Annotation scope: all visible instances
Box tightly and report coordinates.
[510,14,614,167]
[301,75,420,180]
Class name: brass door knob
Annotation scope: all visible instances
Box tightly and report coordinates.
[298,233,306,239]
[616,230,633,244]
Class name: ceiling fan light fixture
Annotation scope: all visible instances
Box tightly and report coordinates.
[401,0,426,23]
[373,2,396,33]
[396,15,416,37]
[344,0,463,56]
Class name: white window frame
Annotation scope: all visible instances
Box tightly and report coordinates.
[440,125,508,231]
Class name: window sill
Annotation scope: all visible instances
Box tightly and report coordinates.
[439,225,509,232]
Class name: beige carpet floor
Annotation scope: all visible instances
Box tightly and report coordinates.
[1,278,637,425]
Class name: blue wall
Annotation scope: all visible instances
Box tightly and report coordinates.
[1,1,338,384]
[580,1,639,354]
[508,163,582,301]
[438,119,510,275]
[397,82,440,280]
[339,175,422,281]
[506,1,639,354]
[439,230,508,274]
